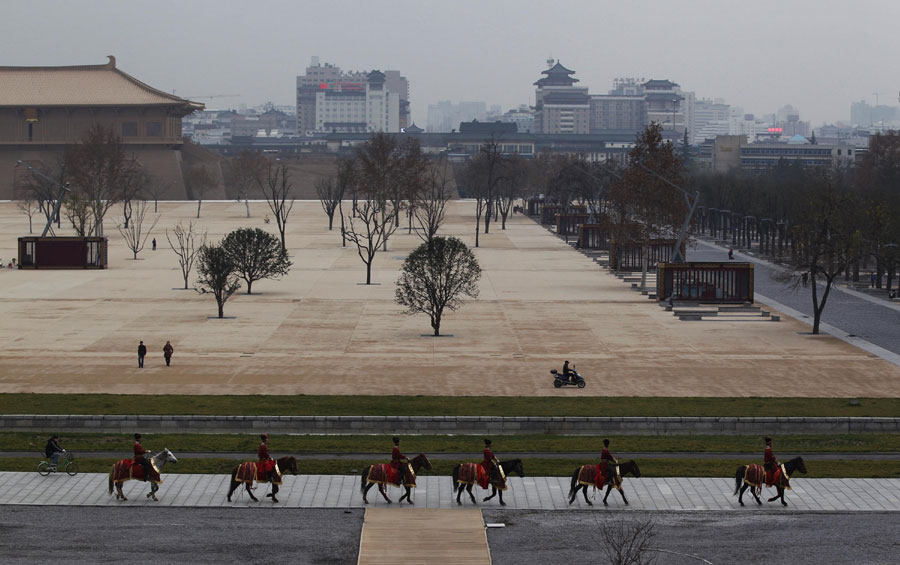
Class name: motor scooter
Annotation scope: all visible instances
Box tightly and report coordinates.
[551,368,586,388]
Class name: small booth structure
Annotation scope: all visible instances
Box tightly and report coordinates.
[657,262,754,303]
[610,239,684,271]
[18,236,108,269]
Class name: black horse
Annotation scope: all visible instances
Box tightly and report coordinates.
[451,459,525,506]
[360,453,432,505]
[226,456,298,503]
[734,456,807,507]
[567,460,641,506]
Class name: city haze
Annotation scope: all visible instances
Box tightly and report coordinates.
[1,0,898,127]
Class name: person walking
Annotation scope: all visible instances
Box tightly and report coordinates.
[801,272,809,288]
[137,341,147,368]
[152,238,157,251]
[728,248,734,260]
[163,341,174,367]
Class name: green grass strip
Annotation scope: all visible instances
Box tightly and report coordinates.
[4,432,900,454]
[2,394,897,417]
[4,458,898,478]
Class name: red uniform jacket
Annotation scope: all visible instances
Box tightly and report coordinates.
[391,446,406,469]
[481,447,495,477]
[764,446,777,468]
[600,447,616,474]
[258,442,271,461]
[133,442,149,460]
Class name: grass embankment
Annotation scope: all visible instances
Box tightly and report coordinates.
[5,433,899,477]
[2,394,898,417]
[3,433,899,454]
[3,458,898,479]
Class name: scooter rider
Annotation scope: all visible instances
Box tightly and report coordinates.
[563,360,575,383]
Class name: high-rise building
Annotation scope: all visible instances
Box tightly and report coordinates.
[533,60,590,134]
[426,100,487,132]
[296,57,408,135]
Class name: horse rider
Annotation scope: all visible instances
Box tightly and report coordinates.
[258,433,274,480]
[763,436,780,487]
[481,438,499,483]
[44,435,65,470]
[133,433,152,481]
[391,436,409,483]
[599,438,618,483]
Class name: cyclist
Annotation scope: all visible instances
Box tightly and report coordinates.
[44,435,65,470]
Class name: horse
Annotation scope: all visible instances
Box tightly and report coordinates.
[451,459,525,506]
[226,456,298,503]
[734,456,807,507]
[108,448,178,502]
[567,460,641,506]
[360,453,432,504]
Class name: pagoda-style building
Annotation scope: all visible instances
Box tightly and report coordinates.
[533,60,590,134]
[0,56,206,199]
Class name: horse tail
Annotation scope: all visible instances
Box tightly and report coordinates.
[360,466,369,494]
[451,464,459,493]
[733,465,745,496]
[108,465,114,495]
[568,467,580,497]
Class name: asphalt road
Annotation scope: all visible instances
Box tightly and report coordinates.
[483,509,900,565]
[4,506,898,564]
[0,507,363,565]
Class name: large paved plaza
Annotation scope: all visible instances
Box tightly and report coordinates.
[0,200,898,397]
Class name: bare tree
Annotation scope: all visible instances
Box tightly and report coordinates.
[64,125,134,236]
[64,192,93,236]
[228,150,267,218]
[14,188,38,234]
[117,200,160,260]
[343,195,398,285]
[775,176,863,334]
[497,154,527,229]
[196,243,241,319]
[185,165,216,219]
[336,157,357,247]
[600,518,658,565]
[257,162,295,252]
[119,168,148,229]
[144,177,165,213]
[315,177,343,230]
[412,155,451,242]
[355,133,406,251]
[17,160,66,234]
[166,221,207,290]
[395,236,481,336]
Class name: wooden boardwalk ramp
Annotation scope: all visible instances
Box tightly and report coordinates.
[358,508,491,564]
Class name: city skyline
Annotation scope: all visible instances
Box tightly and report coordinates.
[2,0,899,128]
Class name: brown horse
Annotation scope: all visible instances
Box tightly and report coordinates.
[452,459,525,506]
[226,456,298,503]
[567,460,641,506]
[734,456,807,507]
[361,453,432,504]
[108,448,178,502]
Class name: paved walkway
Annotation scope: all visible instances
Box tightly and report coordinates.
[358,508,490,565]
[3,472,898,511]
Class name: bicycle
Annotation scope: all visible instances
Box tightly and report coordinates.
[38,451,78,476]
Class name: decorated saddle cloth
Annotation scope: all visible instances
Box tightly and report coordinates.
[743,464,765,488]
[367,463,416,487]
[235,461,282,486]
[767,464,791,490]
[457,462,493,489]
[112,459,162,484]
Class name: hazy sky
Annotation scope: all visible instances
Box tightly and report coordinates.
[3,0,898,127]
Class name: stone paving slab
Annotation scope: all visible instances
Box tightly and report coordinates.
[358,508,490,565]
[2,472,898,512]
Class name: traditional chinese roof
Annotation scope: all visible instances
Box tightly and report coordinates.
[0,56,203,112]
[534,61,579,87]
[405,123,424,133]
[642,79,680,90]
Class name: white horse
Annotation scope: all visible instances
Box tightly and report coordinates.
[108,448,178,501]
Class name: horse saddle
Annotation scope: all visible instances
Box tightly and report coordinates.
[113,459,161,483]
[236,461,282,486]
[457,462,489,489]
[744,464,765,488]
